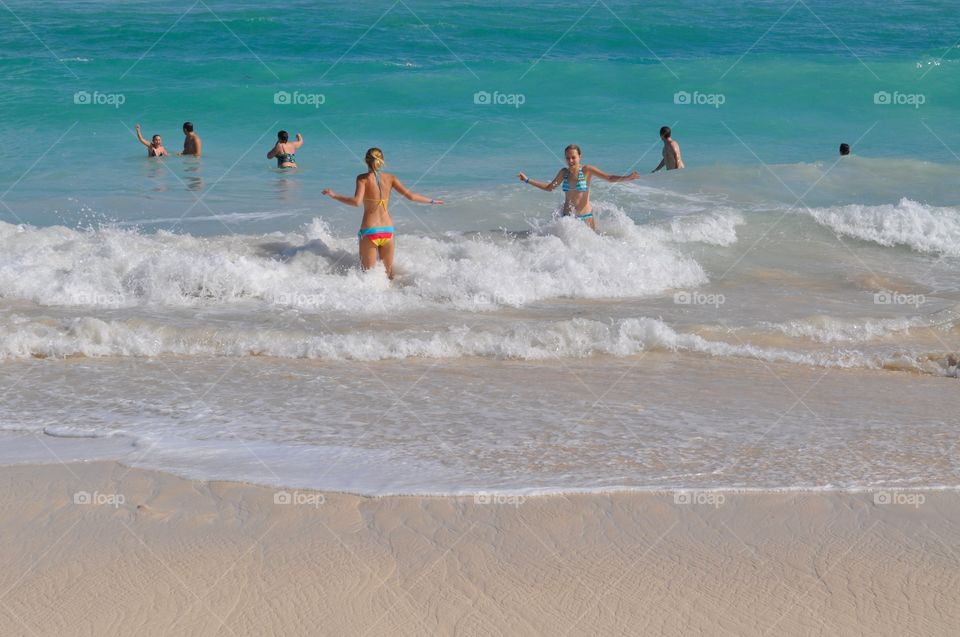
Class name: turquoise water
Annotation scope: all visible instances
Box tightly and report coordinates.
[1,1,959,494]
[1,0,958,232]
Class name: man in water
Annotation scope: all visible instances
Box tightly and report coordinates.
[839,143,851,156]
[134,124,167,157]
[179,121,202,157]
[652,126,684,171]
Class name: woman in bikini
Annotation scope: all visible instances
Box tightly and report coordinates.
[134,124,167,157]
[322,148,443,279]
[267,130,303,168]
[517,144,639,231]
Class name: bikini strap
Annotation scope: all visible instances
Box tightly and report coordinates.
[375,170,385,202]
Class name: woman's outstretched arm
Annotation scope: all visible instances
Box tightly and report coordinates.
[393,177,443,204]
[518,168,564,191]
[585,165,640,182]
[322,176,366,207]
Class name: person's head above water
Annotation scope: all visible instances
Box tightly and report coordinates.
[564,144,582,167]
[365,147,384,172]
[660,126,672,140]
[151,134,162,147]
[839,143,851,156]
[277,130,289,143]
[182,121,194,134]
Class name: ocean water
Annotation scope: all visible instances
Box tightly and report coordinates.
[1,0,958,494]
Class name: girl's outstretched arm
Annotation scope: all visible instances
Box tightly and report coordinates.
[518,168,564,192]
[322,176,366,207]
[585,165,640,182]
[393,177,443,204]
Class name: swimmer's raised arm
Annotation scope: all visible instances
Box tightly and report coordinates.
[518,169,564,192]
[393,176,443,204]
[322,175,367,207]
[293,133,304,149]
[134,124,151,148]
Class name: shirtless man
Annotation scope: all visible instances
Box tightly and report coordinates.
[134,124,167,157]
[652,126,684,172]
[178,121,202,157]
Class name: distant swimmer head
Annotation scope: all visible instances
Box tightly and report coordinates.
[277,130,289,143]
[151,135,162,147]
[839,143,851,156]
[564,144,582,167]
[660,126,672,140]
[182,121,194,133]
[365,147,385,172]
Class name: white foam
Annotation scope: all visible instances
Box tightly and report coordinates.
[805,198,960,256]
[1,314,953,376]
[0,216,705,313]
[653,210,744,246]
[762,314,927,344]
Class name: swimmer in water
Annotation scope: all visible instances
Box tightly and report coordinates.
[652,126,684,172]
[134,124,167,157]
[267,130,303,168]
[322,147,443,280]
[517,144,640,231]
[178,121,202,157]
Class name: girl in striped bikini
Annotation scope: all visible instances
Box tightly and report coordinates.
[322,148,443,280]
[517,144,639,232]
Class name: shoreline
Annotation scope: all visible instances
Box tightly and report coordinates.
[3,350,958,499]
[3,461,957,636]
[4,432,959,498]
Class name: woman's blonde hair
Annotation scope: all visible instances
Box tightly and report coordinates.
[365,147,384,172]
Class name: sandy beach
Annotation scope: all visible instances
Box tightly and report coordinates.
[1,461,957,636]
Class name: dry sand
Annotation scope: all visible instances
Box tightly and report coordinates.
[1,461,957,636]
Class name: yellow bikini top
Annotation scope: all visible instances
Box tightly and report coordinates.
[364,170,388,208]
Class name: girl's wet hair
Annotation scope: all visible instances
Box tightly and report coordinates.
[564,144,582,157]
[365,147,384,172]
